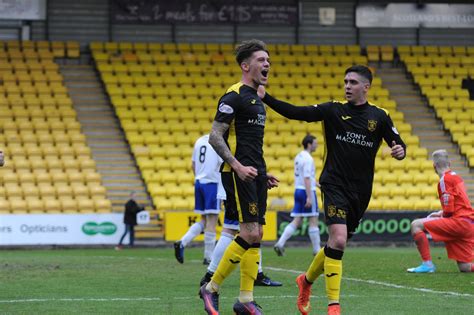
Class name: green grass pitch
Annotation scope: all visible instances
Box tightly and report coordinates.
[0,246,472,314]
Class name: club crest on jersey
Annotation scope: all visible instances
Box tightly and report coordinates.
[249,203,258,215]
[218,102,234,114]
[368,120,377,132]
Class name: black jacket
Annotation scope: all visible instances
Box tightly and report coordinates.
[123,199,144,225]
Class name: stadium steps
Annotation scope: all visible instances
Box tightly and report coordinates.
[376,64,474,203]
[59,63,163,239]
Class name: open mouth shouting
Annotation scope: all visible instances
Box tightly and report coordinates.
[260,68,269,84]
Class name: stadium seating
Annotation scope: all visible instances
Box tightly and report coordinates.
[0,40,112,213]
[399,45,474,167]
[92,42,439,211]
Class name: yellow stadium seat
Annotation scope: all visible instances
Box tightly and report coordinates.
[404,186,421,199]
[77,198,94,213]
[389,186,405,198]
[84,172,101,184]
[367,198,382,210]
[68,171,84,184]
[398,199,414,210]
[420,186,436,199]
[50,170,68,183]
[56,185,72,199]
[60,157,78,170]
[173,198,191,210]
[72,184,89,198]
[382,199,399,210]
[22,183,40,197]
[38,184,56,198]
[372,185,391,199]
[43,198,62,213]
[414,199,431,210]
[9,197,28,213]
[27,198,44,213]
[89,185,106,198]
[94,198,112,213]
[80,159,96,171]
[0,199,10,213]
[66,41,80,58]
[60,198,77,213]
[6,184,23,199]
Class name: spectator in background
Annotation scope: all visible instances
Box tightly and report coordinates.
[116,191,144,250]
[407,149,474,273]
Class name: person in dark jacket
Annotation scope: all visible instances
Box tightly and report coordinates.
[116,192,144,249]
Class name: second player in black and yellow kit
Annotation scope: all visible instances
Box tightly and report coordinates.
[261,65,406,315]
[216,82,268,225]
[262,96,406,232]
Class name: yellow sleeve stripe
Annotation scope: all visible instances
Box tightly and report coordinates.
[226,82,243,94]
[331,99,348,105]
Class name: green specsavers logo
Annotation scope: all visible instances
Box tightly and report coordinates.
[82,222,117,235]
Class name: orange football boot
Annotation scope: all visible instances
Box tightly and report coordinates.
[296,273,312,315]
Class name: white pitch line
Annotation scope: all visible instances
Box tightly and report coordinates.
[265,266,473,298]
[96,255,473,298]
[3,255,468,304]
[0,294,421,304]
[0,297,162,304]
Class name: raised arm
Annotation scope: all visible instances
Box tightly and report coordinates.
[262,93,323,122]
[209,121,257,182]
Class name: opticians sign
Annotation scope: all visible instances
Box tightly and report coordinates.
[356,4,474,28]
[0,214,124,245]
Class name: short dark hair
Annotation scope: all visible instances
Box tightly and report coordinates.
[302,134,316,148]
[345,65,373,84]
[235,39,269,65]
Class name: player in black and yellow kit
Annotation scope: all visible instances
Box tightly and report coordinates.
[199,39,278,315]
[259,65,406,315]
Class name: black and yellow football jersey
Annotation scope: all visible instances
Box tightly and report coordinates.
[214,82,267,175]
[262,95,406,194]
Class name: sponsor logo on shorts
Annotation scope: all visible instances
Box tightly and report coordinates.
[337,209,347,219]
[249,202,258,215]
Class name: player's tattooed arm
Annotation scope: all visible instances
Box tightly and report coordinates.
[209,121,258,182]
[209,121,235,165]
